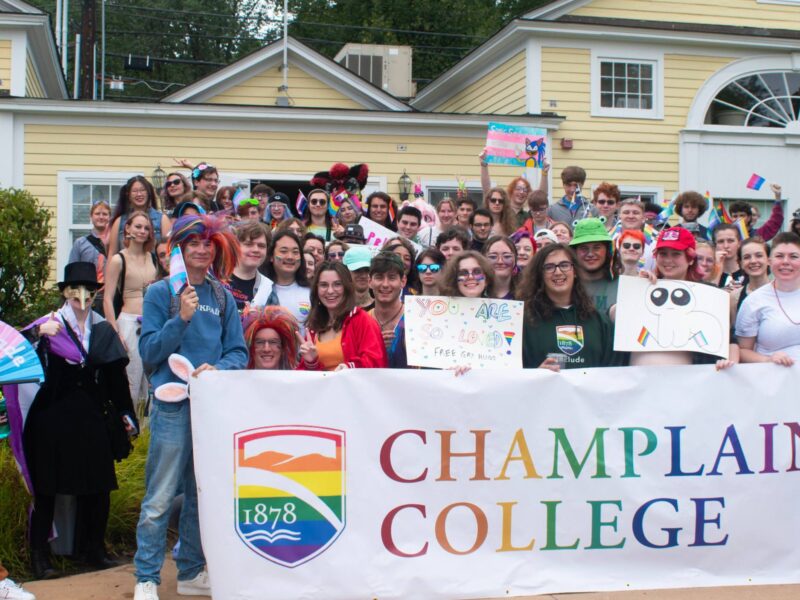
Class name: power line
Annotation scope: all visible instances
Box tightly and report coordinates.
[108,2,486,39]
[106,50,226,67]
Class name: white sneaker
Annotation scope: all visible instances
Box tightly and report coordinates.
[176,570,210,596]
[0,578,36,600]
[133,581,159,600]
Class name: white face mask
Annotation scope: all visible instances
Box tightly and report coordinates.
[64,285,96,310]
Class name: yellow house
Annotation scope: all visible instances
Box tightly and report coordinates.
[416,0,800,218]
[0,0,799,278]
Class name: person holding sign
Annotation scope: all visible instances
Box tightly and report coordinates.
[517,244,617,371]
[440,251,495,299]
[736,232,800,366]
[297,262,387,371]
[627,227,738,369]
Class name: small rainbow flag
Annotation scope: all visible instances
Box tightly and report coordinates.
[296,190,307,216]
[328,191,347,217]
[503,331,515,346]
[637,326,652,347]
[718,200,733,224]
[746,173,766,191]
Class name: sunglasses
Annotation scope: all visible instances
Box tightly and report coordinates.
[327,251,345,259]
[166,179,182,187]
[457,268,485,281]
[489,197,504,204]
[417,263,442,273]
[622,242,642,250]
[596,199,616,206]
[309,199,327,206]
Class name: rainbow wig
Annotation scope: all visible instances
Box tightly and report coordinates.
[242,305,300,370]
[169,214,239,282]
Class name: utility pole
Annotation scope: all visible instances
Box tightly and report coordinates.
[79,0,96,99]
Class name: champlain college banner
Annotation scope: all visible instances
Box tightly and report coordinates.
[190,365,800,599]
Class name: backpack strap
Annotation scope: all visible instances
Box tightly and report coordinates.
[168,276,227,325]
[85,234,107,257]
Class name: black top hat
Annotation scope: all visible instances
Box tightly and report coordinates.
[58,261,99,291]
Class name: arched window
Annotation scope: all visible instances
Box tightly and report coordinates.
[705,71,800,127]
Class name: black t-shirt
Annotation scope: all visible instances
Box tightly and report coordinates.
[229,274,256,311]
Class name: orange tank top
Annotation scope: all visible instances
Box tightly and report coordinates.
[316,330,344,371]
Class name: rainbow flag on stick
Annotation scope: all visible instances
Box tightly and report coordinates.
[329,191,347,217]
[637,326,652,347]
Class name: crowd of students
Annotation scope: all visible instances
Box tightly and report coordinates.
[6,155,799,600]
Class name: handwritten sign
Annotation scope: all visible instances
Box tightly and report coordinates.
[404,295,524,369]
[613,275,730,359]
[359,217,423,256]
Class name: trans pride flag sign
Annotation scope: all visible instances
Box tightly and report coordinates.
[485,122,547,168]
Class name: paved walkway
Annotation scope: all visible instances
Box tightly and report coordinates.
[23,560,800,599]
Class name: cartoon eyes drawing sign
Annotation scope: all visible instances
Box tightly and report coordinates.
[613,276,730,359]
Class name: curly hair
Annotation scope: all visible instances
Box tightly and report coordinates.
[516,244,596,324]
[168,213,239,282]
[242,305,301,370]
[675,191,708,218]
[439,251,496,297]
[592,182,620,203]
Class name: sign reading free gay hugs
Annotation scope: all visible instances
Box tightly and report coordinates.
[191,366,800,599]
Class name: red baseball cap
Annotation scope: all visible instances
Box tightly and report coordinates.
[655,226,696,252]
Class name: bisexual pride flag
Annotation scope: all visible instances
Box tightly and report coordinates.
[234,426,345,567]
[746,173,766,191]
[485,122,547,168]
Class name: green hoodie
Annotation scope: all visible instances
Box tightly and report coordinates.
[522,306,620,369]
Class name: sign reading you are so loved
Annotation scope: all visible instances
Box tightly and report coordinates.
[404,295,524,369]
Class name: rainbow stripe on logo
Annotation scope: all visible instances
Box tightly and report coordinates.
[234,426,345,568]
[637,326,652,347]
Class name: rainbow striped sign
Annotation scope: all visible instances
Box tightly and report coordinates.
[234,426,345,568]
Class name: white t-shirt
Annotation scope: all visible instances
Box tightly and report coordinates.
[735,283,800,360]
[273,281,311,333]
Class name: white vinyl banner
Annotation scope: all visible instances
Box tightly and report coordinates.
[191,365,800,600]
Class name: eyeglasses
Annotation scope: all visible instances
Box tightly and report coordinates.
[417,263,442,273]
[621,242,642,250]
[309,198,327,207]
[530,207,546,213]
[166,179,182,187]
[254,338,281,349]
[486,253,515,265]
[514,185,528,192]
[543,261,574,273]
[457,268,485,281]
[327,251,345,259]
[596,199,616,206]
[489,197,504,204]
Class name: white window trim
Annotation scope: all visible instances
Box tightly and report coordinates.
[757,0,800,5]
[422,179,483,204]
[591,47,664,120]
[56,170,141,276]
[617,185,664,204]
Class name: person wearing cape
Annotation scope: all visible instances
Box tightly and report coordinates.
[19,262,136,579]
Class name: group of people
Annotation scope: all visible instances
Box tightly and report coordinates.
[6,155,799,600]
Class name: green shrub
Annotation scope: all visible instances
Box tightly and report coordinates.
[0,188,55,327]
[0,432,149,578]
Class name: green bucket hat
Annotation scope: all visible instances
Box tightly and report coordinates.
[569,217,612,246]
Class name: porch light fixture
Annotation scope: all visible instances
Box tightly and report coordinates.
[151,164,165,190]
[398,170,413,201]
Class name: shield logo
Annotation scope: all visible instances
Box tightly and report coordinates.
[556,325,584,356]
[234,426,345,568]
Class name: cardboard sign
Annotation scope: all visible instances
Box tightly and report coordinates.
[359,217,423,256]
[613,275,730,359]
[404,295,524,368]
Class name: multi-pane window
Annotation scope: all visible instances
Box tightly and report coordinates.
[69,182,122,245]
[426,186,483,208]
[600,61,654,110]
